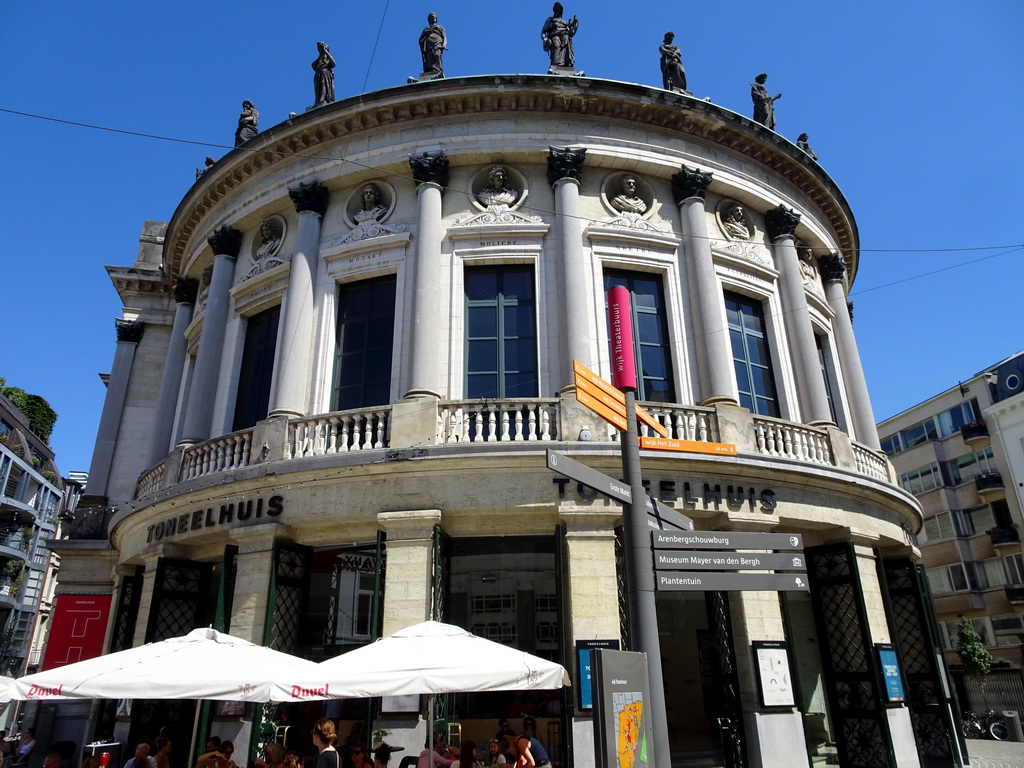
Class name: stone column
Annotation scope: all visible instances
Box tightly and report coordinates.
[765,205,832,425]
[404,152,449,399]
[820,253,880,448]
[227,523,290,643]
[376,509,442,633]
[179,225,242,445]
[147,277,198,468]
[560,508,622,768]
[548,146,588,388]
[728,590,809,768]
[86,318,144,500]
[268,181,330,418]
[671,165,737,406]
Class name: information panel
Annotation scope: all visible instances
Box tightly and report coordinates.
[591,649,654,768]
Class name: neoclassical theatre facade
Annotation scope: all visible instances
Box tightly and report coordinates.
[53,76,956,768]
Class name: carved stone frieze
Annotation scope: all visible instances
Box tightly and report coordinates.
[671,164,713,204]
[173,277,198,304]
[338,220,408,244]
[765,204,801,240]
[455,208,542,226]
[115,318,145,343]
[288,181,330,216]
[713,239,771,266]
[547,146,585,185]
[409,151,449,187]
[207,225,242,258]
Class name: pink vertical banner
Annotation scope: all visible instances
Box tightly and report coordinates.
[607,286,637,390]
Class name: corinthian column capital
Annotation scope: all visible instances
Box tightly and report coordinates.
[671,164,713,204]
[547,146,586,185]
[207,225,242,258]
[819,252,847,283]
[409,151,449,188]
[288,180,330,216]
[765,204,801,240]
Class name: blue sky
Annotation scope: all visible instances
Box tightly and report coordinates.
[1,1,1022,475]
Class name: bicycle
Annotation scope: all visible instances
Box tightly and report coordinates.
[961,710,1009,741]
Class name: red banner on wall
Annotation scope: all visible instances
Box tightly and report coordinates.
[41,594,113,670]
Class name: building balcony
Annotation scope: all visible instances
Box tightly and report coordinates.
[125,398,895,511]
[959,420,990,447]
[1006,585,1024,604]
[975,472,1005,500]
[988,526,1020,548]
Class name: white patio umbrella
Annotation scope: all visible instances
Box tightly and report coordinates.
[0,676,15,703]
[291,620,570,697]
[287,620,570,755]
[10,627,323,702]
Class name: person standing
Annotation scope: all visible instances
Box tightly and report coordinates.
[312,720,339,768]
[152,739,172,768]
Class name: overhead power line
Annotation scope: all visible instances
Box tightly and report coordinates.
[1,105,1020,261]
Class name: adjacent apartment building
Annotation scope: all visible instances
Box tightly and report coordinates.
[878,351,1024,714]
[0,392,66,685]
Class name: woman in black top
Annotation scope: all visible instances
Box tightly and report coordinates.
[312,720,339,768]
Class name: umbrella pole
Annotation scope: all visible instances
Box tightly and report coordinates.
[189,701,202,766]
[428,694,434,759]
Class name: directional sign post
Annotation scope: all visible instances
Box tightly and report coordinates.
[546,451,694,531]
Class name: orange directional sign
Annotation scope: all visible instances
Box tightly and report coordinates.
[573,361,669,437]
[639,435,737,456]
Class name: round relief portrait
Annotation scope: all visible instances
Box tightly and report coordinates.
[715,200,754,241]
[469,165,527,211]
[600,173,654,218]
[344,180,396,228]
[251,214,287,262]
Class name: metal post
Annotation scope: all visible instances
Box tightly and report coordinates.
[621,390,672,768]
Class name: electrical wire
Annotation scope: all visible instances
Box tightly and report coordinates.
[361,0,391,94]
[1,105,1020,260]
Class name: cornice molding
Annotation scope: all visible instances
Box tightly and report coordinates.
[166,76,858,280]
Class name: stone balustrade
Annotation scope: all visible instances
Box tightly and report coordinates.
[132,399,890,500]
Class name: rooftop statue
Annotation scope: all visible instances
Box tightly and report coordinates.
[234,100,259,146]
[611,175,647,215]
[751,73,781,130]
[418,13,447,80]
[659,33,689,95]
[477,166,519,207]
[541,3,579,74]
[311,42,336,109]
[797,133,818,160]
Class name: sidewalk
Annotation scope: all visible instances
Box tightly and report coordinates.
[965,737,1024,768]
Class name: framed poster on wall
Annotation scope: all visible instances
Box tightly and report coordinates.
[752,641,795,707]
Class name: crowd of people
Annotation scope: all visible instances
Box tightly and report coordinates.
[0,710,554,768]
[416,717,552,768]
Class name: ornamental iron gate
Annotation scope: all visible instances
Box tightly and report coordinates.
[879,558,964,767]
[145,558,212,642]
[432,525,452,736]
[806,543,895,768]
[703,591,746,768]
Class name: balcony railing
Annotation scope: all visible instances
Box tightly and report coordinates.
[131,399,895,502]
[1006,585,1024,604]
[959,420,989,446]
[752,417,831,466]
[987,526,1020,546]
[440,400,558,443]
[286,407,391,458]
[975,472,1005,494]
